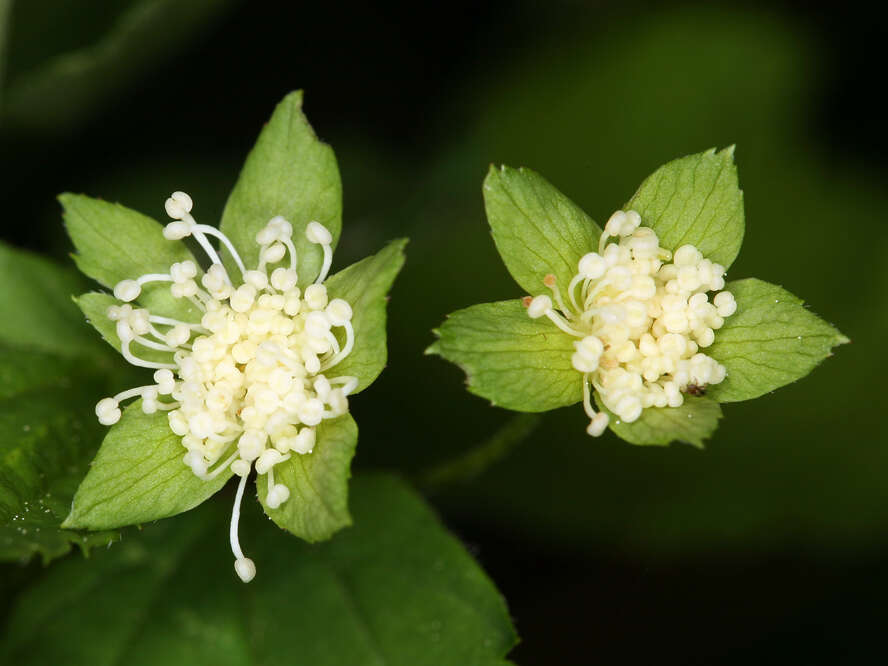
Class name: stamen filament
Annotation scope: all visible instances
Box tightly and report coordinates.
[193,224,246,276]
[544,310,584,338]
[229,472,256,583]
[316,243,333,284]
[121,341,176,369]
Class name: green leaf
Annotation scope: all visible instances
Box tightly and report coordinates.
[0,346,118,563]
[257,414,357,543]
[707,278,848,403]
[62,402,231,530]
[625,147,744,268]
[324,238,407,393]
[596,393,722,448]
[219,90,342,287]
[60,193,200,322]
[483,165,601,296]
[1,0,235,133]
[428,299,582,412]
[2,475,518,666]
[0,241,101,358]
[75,291,173,366]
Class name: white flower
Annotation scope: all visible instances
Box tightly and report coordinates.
[523,209,736,436]
[94,191,357,582]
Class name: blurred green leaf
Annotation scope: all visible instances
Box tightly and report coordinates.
[325,238,407,393]
[75,292,174,366]
[1,0,235,132]
[625,147,744,267]
[61,193,200,322]
[596,393,722,448]
[0,345,118,563]
[428,299,581,412]
[0,242,118,562]
[257,413,357,543]
[483,165,601,296]
[5,475,518,666]
[707,278,848,402]
[0,241,101,358]
[63,402,231,530]
[220,90,342,287]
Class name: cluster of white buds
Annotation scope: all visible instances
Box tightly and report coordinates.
[524,209,736,437]
[94,191,357,583]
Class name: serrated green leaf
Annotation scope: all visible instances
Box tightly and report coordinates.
[428,299,581,412]
[324,238,407,393]
[75,292,173,366]
[257,413,357,543]
[3,475,518,666]
[0,349,118,563]
[62,402,231,530]
[625,147,744,268]
[60,193,201,323]
[0,241,101,358]
[483,165,601,296]
[219,90,342,287]
[707,278,848,402]
[596,393,722,448]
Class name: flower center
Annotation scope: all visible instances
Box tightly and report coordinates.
[93,191,357,582]
[524,209,736,436]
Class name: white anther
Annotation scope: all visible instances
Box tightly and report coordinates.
[622,210,642,235]
[164,193,192,220]
[95,398,121,425]
[673,244,702,266]
[604,210,628,237]
[714,291,737,317]
[270,268,298,291]
[586,412,609,437]
[170,261,198,283]
[256,224,277,246]
[113,279,141,302]
[526,295,552,319]
[266,484,290,509]
[291,428,316,454]
[306,221,332,245]
[153,369,175,394]
[304,284,328,310]
[268,215,293,237]
[244,270,269,291]
[163,220,192,240]
[578,252,607,279]
[230,284,257,313]
[171,191,193,212]
[262,243,287,264]
[238,430,267,461]
[255,449,284,475]
[326,299,353,326]
[297,398,324,426]
[231,459,251,477]
[234,558,256,583]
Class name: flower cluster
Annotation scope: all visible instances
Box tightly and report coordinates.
[524,209,736,436]
[94,191,357,582]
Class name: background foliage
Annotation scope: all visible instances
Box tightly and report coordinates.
[1,1,885,663]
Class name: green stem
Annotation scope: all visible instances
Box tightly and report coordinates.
[416,413,541,493]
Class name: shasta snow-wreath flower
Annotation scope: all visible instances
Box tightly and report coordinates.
[429,148,846,448]
[61,92,406,582]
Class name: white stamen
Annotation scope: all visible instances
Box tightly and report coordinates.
[523,209,735,436]
[230,473,255,583]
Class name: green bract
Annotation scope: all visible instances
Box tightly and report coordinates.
[59,91,407,552]
[429,148,847,447]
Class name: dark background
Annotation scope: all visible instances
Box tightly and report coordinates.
[1,1,886,663]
